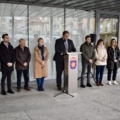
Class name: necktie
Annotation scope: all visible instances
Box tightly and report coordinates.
[65,41,68,53]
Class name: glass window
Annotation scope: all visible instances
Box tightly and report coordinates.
[107,23,110,32]
[100,24,103,33]
[0,3,95,81]
[99,15,118,48]
[99,14,119,74]
[65,9,95,76]
[0,3,28,82]
[29,6,64,80]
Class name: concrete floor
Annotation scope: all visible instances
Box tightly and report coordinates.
[0,77,120,120]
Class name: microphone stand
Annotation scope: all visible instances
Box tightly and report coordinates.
[54,74,74,97]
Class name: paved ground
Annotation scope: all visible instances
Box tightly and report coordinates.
[0,77,120,120]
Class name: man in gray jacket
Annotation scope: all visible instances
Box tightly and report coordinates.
[80,35,95,88]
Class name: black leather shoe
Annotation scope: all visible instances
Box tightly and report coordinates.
[1,90,7,95]
[57,86,62,91]
[41,86,44,91]
[86,84,92,87]
[7,89,14,94]
[80,84,86,88]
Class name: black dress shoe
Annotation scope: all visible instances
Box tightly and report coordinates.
[1,90,7,95]
[57,86,62,91]
[80,84,86,88]
[86,84,92,87]
[41,86,44,91]
[7,89,14,94]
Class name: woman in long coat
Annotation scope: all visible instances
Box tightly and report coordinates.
[107,38,120,85]
[34,38,49,91]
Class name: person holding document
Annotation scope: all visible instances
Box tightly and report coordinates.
[53,31,76,91]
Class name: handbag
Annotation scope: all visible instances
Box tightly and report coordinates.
[92,49,98,69]
[92,61,96,69]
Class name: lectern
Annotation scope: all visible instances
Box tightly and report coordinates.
[64,52,81,94]
[54,52,81,97]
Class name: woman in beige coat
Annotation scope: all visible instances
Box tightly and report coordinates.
[34,38,48,91]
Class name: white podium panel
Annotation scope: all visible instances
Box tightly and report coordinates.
[64,52,81,94]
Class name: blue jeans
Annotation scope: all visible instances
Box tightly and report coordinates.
[96,66,105,83]
[36,77,44,87]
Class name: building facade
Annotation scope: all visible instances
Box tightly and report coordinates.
[0,2,119,81]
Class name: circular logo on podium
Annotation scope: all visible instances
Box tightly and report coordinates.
[70,60,77,70]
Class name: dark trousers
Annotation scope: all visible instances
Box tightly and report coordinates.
[55,61,64,87]
[17,69,29,89]
[81,62,92,85]
[1,71,12,90]
[36,77,44,87]
[96,65,105,83]
[107,67,117,81]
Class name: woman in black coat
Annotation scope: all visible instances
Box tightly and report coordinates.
[107,38,120,85]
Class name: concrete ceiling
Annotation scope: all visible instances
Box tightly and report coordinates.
[1,0,120,13]
[0,2,95,17]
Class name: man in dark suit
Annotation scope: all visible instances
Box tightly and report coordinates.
[53,31,76,90]
[0,34,15,95]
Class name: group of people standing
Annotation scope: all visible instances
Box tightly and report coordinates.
[0,34,48,95]
[80,35,120,88]
[0,31,119,95]
[53,31,120,90]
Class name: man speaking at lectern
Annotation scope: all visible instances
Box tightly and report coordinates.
[53,31,76,91]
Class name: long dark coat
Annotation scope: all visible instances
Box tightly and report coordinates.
[0,41,15,72]
[107,46,120,69]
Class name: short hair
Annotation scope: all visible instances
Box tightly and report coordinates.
[19,38,25,43]
[37,38,43,42]
[85,35,91,40]
[2,34,8,39]
[63,31,69,36]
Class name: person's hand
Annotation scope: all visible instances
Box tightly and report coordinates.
[7,62,12,67]
[42,61,45,66]
[63,52,67,55]
[114,60,118,62]
[10,63,13,66]
[101,58,105,62]
[24,62,28,66]
[89,59,93,63]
